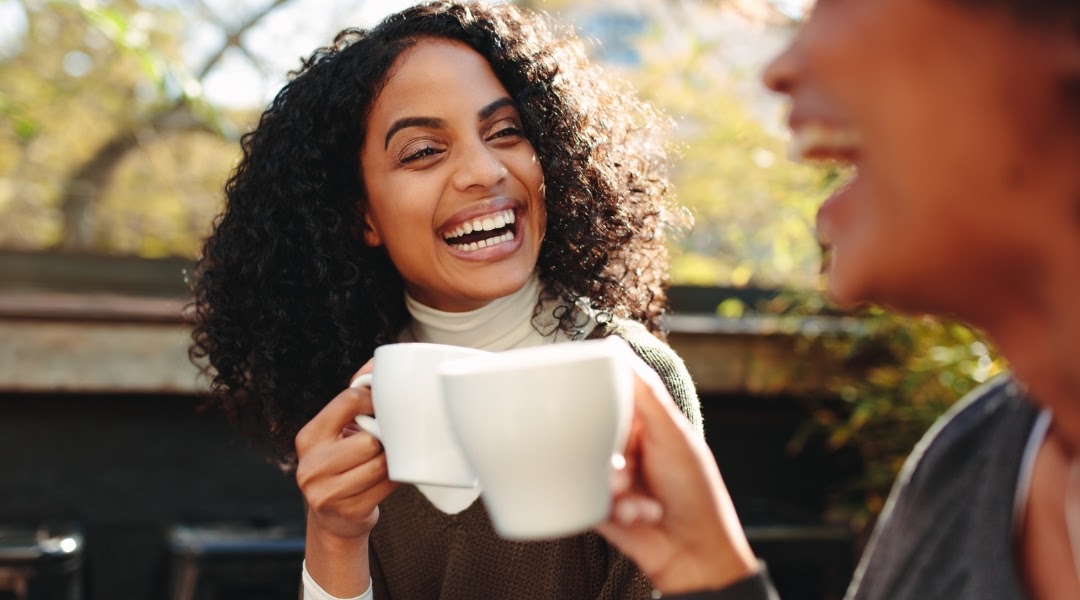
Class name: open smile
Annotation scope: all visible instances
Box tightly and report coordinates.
[789,122,862,164]
[789,121,865,276]
[442,207,519,252]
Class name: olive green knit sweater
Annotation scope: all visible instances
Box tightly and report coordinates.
[368,318,702,599]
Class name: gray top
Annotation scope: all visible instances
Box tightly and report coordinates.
[672,374,1040,600]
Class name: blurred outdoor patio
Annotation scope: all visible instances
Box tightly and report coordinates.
[0,249,859,599]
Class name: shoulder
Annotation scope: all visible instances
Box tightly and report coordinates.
[594,318,702,433]
[599,318,673,362]
[879,373,1037,511]
[847,373,1039,598]
[903,374,1035,483]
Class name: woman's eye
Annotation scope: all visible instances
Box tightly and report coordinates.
[488,124,523,141]
[400,146,441,163]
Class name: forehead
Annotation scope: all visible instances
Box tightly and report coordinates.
[367,38,510,126]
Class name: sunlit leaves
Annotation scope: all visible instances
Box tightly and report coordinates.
[625,27,829,289]
[0,0,239,253]
[783,301,1007,530]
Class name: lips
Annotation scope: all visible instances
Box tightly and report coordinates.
[789,122,862,164]
[786,121,863,232]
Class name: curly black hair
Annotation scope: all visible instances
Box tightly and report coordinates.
[957,0,1080,22]
[189,0,685,465]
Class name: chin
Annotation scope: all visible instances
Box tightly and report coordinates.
[823,262,886,313]
[830,274,961,321]
[478,268,535,299]
[823,283,870,312]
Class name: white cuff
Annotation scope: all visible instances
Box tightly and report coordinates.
[301,560,373,600]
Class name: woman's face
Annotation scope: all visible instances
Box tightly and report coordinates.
[360,38,546,312]
[764,0,1080,319]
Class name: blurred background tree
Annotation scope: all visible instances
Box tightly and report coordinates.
[0,0,1004,534]
[0,0,238,255]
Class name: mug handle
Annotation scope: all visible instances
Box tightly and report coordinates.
[349,374,382,440]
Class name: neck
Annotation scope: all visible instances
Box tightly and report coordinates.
[401,273,596,351]
[981,243,1080,453]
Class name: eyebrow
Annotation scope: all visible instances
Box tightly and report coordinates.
[383,97,517,150]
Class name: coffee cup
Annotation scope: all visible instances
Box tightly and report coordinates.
[352,342,489,488]
[438,337,634,540]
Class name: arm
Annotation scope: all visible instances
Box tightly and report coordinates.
[294,362,398,598]
[595,352,769,597]
[656,568,779,600]
[302,561,373,600]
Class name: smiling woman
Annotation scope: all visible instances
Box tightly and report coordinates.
[358,40,546,312]
[188,2,699,599]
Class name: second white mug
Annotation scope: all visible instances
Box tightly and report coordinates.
[439,337,635,540]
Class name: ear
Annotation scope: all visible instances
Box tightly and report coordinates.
[361,212,383,247]
[1050,22,1080,129]
[1049,18,1080,76]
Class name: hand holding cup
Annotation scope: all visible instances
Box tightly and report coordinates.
[351,342,488,488]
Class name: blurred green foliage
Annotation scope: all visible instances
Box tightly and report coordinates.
[736,292,1008,531]
[624,22,833,290]
[0,0,240,255]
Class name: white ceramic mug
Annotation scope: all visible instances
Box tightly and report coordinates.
[438,337,635,540]
[352,342,489,488]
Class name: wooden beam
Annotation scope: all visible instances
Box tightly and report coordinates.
[0,320,204,394]
[0,309,852,396]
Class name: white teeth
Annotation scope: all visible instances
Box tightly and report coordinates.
[790,123,862,163]
[449,230,515,252]
[443,209,517,242]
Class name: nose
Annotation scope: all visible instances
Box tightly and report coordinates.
[451,139,508,192]
[762,33,800,96]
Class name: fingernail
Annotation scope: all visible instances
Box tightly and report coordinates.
[615,501,640,525]
[640,501,663,523]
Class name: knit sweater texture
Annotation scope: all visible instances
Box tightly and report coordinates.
[368,318,702,599]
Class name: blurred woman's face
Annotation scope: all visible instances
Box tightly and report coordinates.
[764,0,1080,321]
[360,38,546,312]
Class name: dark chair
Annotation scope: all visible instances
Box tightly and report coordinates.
[0,522,84,600]
[167,521,304,600]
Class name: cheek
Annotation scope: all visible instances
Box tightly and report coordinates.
[518,154,547,236]
[534,182,548,236]
[523,152,545,198]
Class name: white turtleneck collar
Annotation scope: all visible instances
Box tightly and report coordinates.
[396,272,597,514]
[399,272,596,351]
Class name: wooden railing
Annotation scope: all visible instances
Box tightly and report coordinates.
[1,250,857,395]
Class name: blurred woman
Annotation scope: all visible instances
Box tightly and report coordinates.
[597,1,1080,599]
[189,2,700,599]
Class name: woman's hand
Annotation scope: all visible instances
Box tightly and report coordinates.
[294,360,398,596]
[596,358,759,595]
